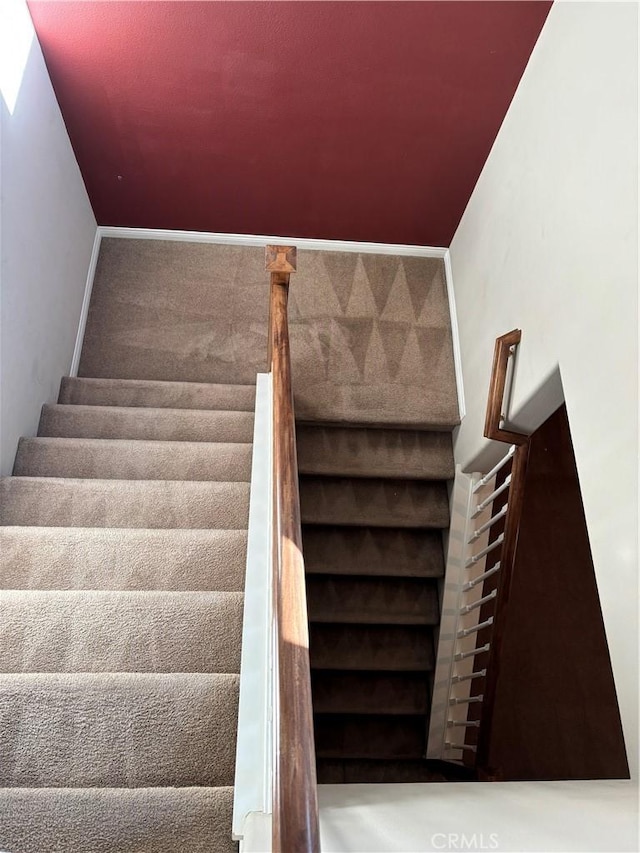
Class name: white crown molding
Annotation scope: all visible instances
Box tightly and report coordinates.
[98,226,448,258]
[70,227,102,377]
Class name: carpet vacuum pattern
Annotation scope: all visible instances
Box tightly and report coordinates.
[1,240,461,846]
[0,377,254,852]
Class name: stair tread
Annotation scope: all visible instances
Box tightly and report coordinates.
[60,375,255,412]
[310,624,434,671]
[314,713,426,760]
[311,671,430,715]
[300,476,449,528]
[0,590,243,672]
[307,575,439,625]
[0,787,236,853]
[0,527,246,591]
[0,477,250,529]
[297,425,454,480]
[0,672,239,787]
[14,437,252,481]
[303,525,444,578]
[316,759,448,784]
[39,404,254,443]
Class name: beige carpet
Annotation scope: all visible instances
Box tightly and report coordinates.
[79,239,459,428]
[0,377,251,852]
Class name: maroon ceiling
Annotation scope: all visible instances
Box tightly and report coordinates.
[28,1,551,246]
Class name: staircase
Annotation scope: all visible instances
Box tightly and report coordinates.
[298,424,456,783]
[0,376,255,852]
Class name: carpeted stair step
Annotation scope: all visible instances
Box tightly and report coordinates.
[310,624,434,671]
[316,759,448,784]
[297,425,454,480]
[303,526,445,578]
[314,713,426,760]
[39,404,253,443]
[0,478,249,529]
[13,437,252,482]
[60,375,256,412]
[306,576,439,625]
[311,671,429,715]
[0,787,237,853]
[0,527,246,591]
[0,590,243,672]
[0,673,238,787]
[300,476,449,528]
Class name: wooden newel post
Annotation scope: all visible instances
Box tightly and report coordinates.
[266,245,297,371]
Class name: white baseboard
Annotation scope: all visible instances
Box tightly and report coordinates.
[98,226,448,258]
[69,228,102,377]
[444,249,466,421]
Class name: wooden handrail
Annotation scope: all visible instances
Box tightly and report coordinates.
[475,330,531,776]
[266,246,320,853]
[484,329,528,446]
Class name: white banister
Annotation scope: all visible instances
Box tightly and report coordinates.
[461,589,498,614]
[472,475,511,516]
[465,533,504,567]
[458,617,494,638]
[452,669,487,683]
[463,562,501,591]
[468,504,508,541]
[450,695,484,705]
[455,642,491,661]
[472,445,515,493]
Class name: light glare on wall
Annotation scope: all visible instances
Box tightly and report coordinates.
[0,0,35,115]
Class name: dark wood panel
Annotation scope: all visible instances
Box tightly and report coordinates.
[485,405,629,780]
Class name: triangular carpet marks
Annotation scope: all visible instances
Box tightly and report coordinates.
[322,253,361,316]
[361,255,401,317]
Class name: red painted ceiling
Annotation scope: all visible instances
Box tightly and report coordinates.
[28,1,551,246]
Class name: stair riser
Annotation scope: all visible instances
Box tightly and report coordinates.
[0,674,239,787]
[14,438,252,482]
[311,672,429,715]
[300,477,449,529]
[0,591,243,673]
[0,479,250,529]
[314,715,426,760]
[0,528,246,591]
[297,426,454,480]
[303,526,445,578]
[0,787,237,853]
[39,405,254,443]
[60,375,256,412]
[306,576,439,625]
[310,625,434,671]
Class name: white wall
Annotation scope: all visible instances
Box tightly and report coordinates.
[449,0,638,777]
[0,0,97,475]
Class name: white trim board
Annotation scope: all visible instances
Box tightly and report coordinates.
[73,227,466,422]
[69,227,102,377]
[444,249,466,420]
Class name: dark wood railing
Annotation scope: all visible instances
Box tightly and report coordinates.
[475,329,531,776]
[266,246,320,852]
